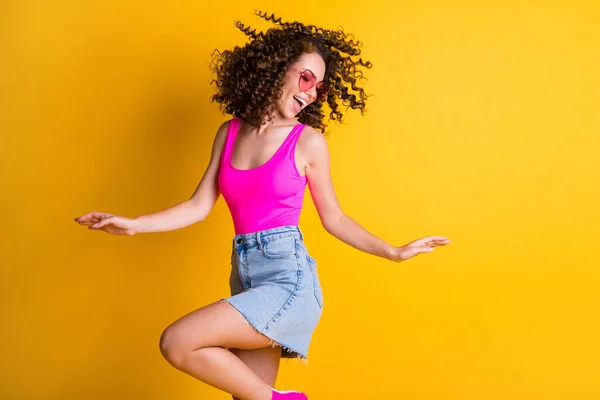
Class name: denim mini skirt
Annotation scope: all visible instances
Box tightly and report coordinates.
[221,225,323,360]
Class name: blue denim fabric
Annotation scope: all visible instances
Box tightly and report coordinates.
[221,225,323,360]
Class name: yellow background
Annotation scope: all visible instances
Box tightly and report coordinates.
[2,0,599,399]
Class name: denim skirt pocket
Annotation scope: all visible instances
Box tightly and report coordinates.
[306,254,324,309]
[262,236,297,259]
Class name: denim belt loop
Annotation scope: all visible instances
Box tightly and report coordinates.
[297,226,304,241]
[256,231,263,250]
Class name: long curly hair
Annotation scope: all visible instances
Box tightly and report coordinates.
[209,11,373,133]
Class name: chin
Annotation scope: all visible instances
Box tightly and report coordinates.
[281,108,298,119]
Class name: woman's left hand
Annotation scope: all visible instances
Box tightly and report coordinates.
[389,236,451,262]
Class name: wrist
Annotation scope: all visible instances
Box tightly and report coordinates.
[385,245,398,261]
[387,245,405,262]
[131,216,145,234]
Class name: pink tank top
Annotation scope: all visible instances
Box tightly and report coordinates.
[218,118,308,234]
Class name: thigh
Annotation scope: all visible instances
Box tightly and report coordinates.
[230,346,281,399]
[161,300,273,352]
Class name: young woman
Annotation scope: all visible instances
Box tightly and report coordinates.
[75,11,450,400]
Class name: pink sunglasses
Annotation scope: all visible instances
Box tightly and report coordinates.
[290,67,328,101]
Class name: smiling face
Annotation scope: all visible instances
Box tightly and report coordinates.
[274,52,326,120]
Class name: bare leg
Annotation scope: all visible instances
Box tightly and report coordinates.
[159,301,276,400]
[230,347,282,400]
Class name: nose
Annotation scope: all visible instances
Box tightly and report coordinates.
[304,85,318,100]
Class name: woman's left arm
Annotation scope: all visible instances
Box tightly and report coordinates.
[301,128,450,263]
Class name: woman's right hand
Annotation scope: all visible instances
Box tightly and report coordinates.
[388,236,451,262]
[74,212,139,236]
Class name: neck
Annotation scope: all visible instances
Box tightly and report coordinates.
[254,113,297,135]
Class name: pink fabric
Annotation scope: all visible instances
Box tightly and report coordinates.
[271,389,308,400]
[218,118,308,235]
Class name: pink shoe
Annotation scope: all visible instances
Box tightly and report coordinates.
[271,388,308,400]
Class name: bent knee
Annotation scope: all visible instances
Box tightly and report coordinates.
[159,326,192,367]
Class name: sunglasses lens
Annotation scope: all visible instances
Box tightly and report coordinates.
[298,71,315,91]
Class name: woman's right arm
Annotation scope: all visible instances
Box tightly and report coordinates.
[76,120,229,235]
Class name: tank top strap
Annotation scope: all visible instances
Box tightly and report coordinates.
[277,123,306,165]
[221,118,241,165]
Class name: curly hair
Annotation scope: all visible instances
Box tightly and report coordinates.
[209,11,373,133]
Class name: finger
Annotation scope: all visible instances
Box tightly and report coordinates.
[429,236,449,241]
[77,218,97,225]
[93,217,114,228]
[78,217,104,226]
[76,213,97,222]
[76,212,110,223]
[93,212,113,220]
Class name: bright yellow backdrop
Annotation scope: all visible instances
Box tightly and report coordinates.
[2,1,599,399]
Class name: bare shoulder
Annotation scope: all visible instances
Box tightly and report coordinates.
[298,125,329,168]
[208,119,232,156]
[299,124,327,146]
[215,119,231,144]
[187,119,233,205]
[198,119,232,169]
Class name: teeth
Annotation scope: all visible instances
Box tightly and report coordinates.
[294,96,307,106]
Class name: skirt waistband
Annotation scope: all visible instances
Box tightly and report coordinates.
[233,225,304,248]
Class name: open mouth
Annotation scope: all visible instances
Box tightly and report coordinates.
[293,95,307,108]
